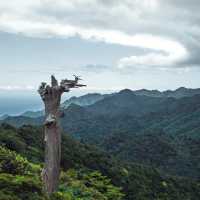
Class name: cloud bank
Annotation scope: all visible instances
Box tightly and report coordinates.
[0,0,198,70]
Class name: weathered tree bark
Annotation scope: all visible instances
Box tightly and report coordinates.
[39,76,62,194]
[38,75,85,195]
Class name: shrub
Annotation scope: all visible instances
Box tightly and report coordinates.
[0,173,45,200]
[0,146,40,175]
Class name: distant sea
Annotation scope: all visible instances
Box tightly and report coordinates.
[0,89,110,116]
[0,91,42,116]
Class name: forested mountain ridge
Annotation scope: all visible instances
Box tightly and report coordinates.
[1,90,200,179]
[7,87,200,119]
[62,93,107,108]
[19,93,107,118]
[99,132,200,179]
[0,124,200,199]
[4,89,200,129]
[134,87,200,98]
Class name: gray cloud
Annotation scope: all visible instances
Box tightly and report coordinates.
[20,0,198,68]
[0,0,200,92]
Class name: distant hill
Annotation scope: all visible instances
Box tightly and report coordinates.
[1,88,200,179]
[2,89,200,138]
[15,87,200,118]
[21,110,44,118]
[61,91,200,140]
[87,89,167,117]
[134,87,200,98]
[1,115,42,127]
[61,93,108,108]
[19,93,107,118]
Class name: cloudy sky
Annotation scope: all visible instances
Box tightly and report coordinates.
[0,0,200,93]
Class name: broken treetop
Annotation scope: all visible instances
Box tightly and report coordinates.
[38,75,86,100]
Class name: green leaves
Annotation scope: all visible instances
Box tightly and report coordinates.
[55,169,124,200]
[0,124,200,200]
[0,147,30,175]
[0,147,124,200]
[0,174,44,200]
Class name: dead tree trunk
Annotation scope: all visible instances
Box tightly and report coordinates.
[38,75,85,195]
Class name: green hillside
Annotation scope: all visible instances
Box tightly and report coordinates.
[0,124,200,199]
[1,92,200,180]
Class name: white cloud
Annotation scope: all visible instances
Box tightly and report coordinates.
[0,0,196,69]
[0,13,188,70]
[117,50,187,69]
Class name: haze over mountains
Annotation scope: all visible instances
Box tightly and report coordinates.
[0,91,42,116]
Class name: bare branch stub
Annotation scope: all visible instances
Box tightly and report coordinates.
[38,75,86,195]
[38,75,86,99]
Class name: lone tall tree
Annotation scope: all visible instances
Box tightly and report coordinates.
[38,75,85,195]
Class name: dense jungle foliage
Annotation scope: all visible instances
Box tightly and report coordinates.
[0,124,200,199]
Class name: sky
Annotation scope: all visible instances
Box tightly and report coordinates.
[0,0,200,95]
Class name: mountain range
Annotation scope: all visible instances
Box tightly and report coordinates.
[1,87,200,179]
[1,86,199,119]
